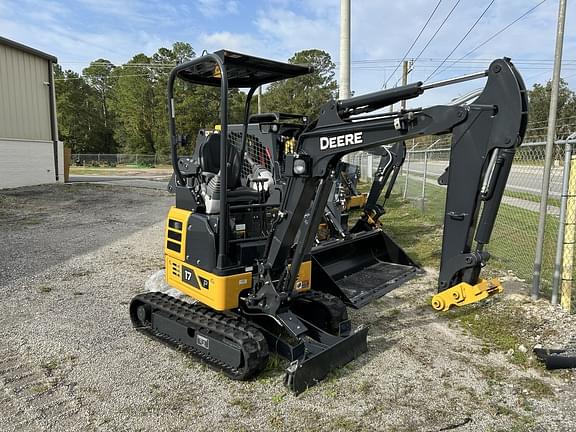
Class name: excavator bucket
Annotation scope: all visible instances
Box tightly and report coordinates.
[311,230,422,308]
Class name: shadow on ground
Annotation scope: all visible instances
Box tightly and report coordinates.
[0,183,173,286]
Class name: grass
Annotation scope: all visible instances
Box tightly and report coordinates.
[504,190,561,209]
[41,359,59,372]
[256,354,285,382]
[271,393,286,404]
[38,285,52,293]
[445,302,535,367]
[69,166,171,176]
[514,377,554,398]
[392,174,560,295]
[31,383,51,394]
[229,398,256,411]
[367,188,564,364]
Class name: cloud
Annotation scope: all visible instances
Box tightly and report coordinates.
[0,0,573,101]
[255,7,336,54]
[197,31,267,55]
[195,0,239,18]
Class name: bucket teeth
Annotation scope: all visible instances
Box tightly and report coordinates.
[431,278,503,311]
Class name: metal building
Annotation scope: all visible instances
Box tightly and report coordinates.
[0,36,62,189]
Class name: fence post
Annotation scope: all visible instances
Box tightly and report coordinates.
[552,142,572,304]
[98,153,100,164]
[421,150,428,213]
[560,153,576,312]
[367,153,374,181]
[403,151,411,200]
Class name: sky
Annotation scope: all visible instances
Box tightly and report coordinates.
[1,0,575,107]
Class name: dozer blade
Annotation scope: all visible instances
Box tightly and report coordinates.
[284,322,368,395]
[311,230,422,308]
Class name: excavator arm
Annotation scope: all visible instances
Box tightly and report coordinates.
[249,58,527,316]
[350,141,406,233]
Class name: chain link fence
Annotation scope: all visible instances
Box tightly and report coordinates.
[349,136,575,307]
[72,154,171,167]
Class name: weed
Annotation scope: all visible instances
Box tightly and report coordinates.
[271,393,286,404]
[494,403,515,416]
[229,398,255,411]
[268,413,284,430]
[31,383,50,394]
[324,387,338,398]
[38,285,52,293]
[357,379,374,394]
[264,354,284,373]
[478,364,508,384]
[328,416,365,432]
[515,377,554,398]
[445,302,536,367]
[41,359,59,372]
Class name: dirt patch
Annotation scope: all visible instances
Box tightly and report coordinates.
[1,184,574,431]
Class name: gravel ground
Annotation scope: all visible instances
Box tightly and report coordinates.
[1,183,575,432]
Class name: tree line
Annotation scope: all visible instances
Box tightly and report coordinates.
[524,79,576,141]
[55,42,576,155]
[54,43,337,155]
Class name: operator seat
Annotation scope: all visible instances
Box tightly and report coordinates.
[199,133,262,203]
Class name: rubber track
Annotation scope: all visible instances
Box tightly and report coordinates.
[130,292,269,380]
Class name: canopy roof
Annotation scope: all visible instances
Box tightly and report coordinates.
[175,50,312,88]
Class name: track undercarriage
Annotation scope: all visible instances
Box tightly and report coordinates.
[130,290,367,394]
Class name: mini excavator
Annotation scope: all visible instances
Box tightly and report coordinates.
[130,50,528,393]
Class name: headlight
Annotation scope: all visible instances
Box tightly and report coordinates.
[293,159,307,175]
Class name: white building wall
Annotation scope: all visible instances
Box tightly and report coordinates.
[0,139,63,188]
[0,38,60,190]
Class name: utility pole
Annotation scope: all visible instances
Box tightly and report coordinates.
[339,0,351,100]
[401,60,410,110]
[532,0,568,300]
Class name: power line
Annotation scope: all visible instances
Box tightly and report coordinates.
[382,0,443,88]
[344,57,576,64]
[412,0,462,68]
[424,0,496,82]
[54,73,153,81]
[435,0,548,76]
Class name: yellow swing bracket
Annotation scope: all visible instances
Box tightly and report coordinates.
[431,278,503,311]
